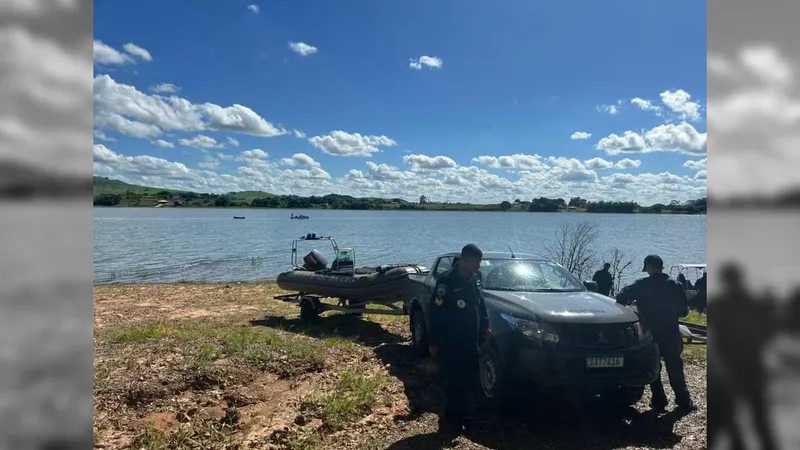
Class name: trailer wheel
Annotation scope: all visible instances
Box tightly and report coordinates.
[300,298,320,321]
[410,305,429,357]
[346,299,365,317]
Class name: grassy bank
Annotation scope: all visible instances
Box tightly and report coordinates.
[94,282,707,449]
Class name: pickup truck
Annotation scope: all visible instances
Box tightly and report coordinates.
[402,251,661,407]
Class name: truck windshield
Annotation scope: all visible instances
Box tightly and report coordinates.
[480,259,585,292]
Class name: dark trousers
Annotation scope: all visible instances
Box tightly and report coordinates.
[441,345,478,426]
[651,334,691,406]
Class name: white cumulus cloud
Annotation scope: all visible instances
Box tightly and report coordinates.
[409,55,443,70]
[289,41,318,56]
[570,131,591,140]
[308,130,397,157]
[595,122,706,155]
[93,74,287,139]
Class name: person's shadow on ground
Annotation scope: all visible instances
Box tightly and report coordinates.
[382,401,688,450]
[375,343,687,450]
[249,314,405,346]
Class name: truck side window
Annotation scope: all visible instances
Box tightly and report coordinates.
[433,257,453,278]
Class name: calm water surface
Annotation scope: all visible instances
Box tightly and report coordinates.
[94,208,707,285]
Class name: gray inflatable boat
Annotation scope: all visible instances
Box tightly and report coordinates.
[276,248,427,303]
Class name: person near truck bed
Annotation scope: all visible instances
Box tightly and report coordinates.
[427,243,490,434]
[615,254,695,412]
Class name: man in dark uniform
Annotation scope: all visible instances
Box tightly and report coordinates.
[616,254,694,412]
[592,262,614,296]
[691,271,707,313]
[427,244,490,434]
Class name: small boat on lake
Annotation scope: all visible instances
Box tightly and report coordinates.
[291,213,309,220]
[233,216,246,219]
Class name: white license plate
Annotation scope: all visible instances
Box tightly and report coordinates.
[586,356,624,368]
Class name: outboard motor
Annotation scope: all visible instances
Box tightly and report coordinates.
[303,249,328,271]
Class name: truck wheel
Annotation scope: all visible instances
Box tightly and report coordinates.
[300,298,320,322]
[604,385,645,407]
[477,342,505,406]
[410,305,429,357]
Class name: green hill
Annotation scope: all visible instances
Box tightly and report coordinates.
[93,177,273,207]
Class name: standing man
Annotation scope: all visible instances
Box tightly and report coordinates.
[427,244,490,435]
[592,262,614,296]
[691,271,707,313]
[616,254,694,412]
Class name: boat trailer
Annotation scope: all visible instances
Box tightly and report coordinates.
[679,320,707,345]
[274,293,408,321]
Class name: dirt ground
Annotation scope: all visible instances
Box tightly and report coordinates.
[93,283,708,450]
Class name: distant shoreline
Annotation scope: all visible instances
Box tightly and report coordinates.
[92,204,706,215]
[94,176,708,215]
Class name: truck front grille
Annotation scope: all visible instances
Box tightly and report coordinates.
[552,323,638,350]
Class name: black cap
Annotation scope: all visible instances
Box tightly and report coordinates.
[642,254,664,272]
[461,243,483,259]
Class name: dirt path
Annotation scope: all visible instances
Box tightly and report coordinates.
[93,283,708,449]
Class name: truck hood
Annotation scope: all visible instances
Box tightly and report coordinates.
[485,290,639,324]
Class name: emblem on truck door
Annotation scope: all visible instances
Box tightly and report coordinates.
[436,285,447,297]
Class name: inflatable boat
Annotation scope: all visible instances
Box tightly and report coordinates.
[276,242,426,303]
[276,264,426,303]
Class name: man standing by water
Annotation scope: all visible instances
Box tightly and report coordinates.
[616,255,694,412]
[592,263,614,296]
[427,244,490,435]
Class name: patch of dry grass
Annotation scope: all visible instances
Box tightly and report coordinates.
[301,370,388,430]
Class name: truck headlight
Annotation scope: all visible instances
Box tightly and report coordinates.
[501,313,559,343]
[633,321,652,341]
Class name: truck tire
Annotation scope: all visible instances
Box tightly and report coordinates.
[604,385,645,407]
[409,305,429,357]
[477,341,505,407]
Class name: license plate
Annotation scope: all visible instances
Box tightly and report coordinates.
[586,356,624,368]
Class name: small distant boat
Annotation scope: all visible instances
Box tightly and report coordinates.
[233,216,246,219]
[291,213,309,220]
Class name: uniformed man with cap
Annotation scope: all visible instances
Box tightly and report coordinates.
[428,244,490,434]
[616,254,695,412]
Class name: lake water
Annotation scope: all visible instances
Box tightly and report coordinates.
[93,208,707,285]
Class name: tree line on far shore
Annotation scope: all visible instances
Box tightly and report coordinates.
[94,186,707,216]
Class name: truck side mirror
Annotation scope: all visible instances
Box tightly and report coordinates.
[583,280,598,292]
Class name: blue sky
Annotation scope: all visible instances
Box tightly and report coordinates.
[92,0,707,204]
